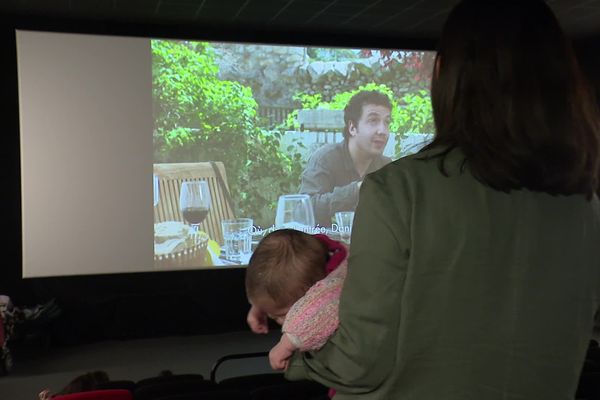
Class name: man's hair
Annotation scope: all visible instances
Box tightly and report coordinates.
[423,0,600,198]
[245,229,328,308]
[343,90,393,140]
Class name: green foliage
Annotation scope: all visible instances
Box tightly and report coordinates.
[396,90,434,134]
[284,83,434,157]
[395,90,435,155]
[285,93,322,130]
[240,130,305,227]
[153,40,303,228]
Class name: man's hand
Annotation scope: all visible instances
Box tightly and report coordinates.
[269,334,297,371]
[247,304,269,334]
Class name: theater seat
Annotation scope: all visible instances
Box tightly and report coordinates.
[136,374,206,388]
[95,380,136,392]
[134,375,216,400]
[52,389,132,400]
[217,374,286,392]
[210,352,328,400]
[250,380,328,400]
[154,390,249,400]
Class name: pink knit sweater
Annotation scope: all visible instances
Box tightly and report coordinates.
[282,247,348,351]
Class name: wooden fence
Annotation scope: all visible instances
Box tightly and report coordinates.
[258,106,295,128]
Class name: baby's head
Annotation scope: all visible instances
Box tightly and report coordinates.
[245,229,328,324]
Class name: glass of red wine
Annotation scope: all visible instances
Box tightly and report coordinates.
[179,180,211,233]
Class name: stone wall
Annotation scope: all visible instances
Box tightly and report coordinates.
[214,43,307,107]
[213,43,432,108]
[294,57,429,102]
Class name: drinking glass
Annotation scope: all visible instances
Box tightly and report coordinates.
[275,194,315,232]
[335,211,355,244]
[179,180,211,232]
[153,174,159,207]
[221,218,253,263]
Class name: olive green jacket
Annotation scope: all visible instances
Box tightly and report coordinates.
[286,148,600,400]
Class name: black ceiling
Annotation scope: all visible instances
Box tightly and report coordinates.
[1,0,600,45]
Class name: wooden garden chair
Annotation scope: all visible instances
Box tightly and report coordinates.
[153,162,235,244]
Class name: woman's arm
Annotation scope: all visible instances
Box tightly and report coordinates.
[285,167,412,395]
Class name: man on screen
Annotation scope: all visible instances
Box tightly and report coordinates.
[299,90,392,227]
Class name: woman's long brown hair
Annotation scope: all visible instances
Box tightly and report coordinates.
[422,0,600,198]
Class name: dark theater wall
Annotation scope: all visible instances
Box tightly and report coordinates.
[577,38,600,102]
[0,21,253,344]
[1,23,22,304]
[1,13,598,345]
[0,14,435,345]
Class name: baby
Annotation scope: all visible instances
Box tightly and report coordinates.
[245,228,348,372]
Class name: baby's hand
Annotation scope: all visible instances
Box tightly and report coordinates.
[269,334,297,371]
[269,342,293,371]
[247,304,269,334]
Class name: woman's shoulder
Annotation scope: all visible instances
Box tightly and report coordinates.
[368,147,464,186]
[364,150,428,189]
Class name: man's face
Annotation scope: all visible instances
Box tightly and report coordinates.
[348,104,391,157]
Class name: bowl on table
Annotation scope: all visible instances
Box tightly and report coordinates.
[154,221,209,268]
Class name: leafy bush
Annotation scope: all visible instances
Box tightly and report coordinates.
[396,90,434,134]
[241,130,305,228]
[153,40,303,228]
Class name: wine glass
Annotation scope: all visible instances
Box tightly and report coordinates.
[275,194,315,232]
[179,180,211,232]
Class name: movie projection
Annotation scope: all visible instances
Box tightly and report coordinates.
[152,40,436,269]
[17,30,435,277]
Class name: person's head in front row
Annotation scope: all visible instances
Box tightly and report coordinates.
[425,0,600,198]
[39,370,110,400]
[245,229,329,325]
[343,90,393,159]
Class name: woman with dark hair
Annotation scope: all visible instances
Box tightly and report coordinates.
[284,1,600,399]
[426,0,600,197]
